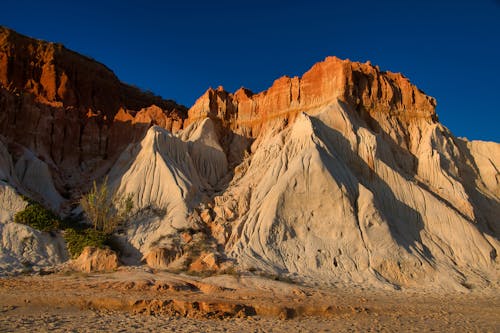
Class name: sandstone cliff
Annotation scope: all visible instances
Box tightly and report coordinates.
[0,28,498,290]
[171,58,498,289]
[0,26,186,201]
[186,57,436,145]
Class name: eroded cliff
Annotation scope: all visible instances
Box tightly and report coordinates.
[0,28,498,290]
[0,26,186,196]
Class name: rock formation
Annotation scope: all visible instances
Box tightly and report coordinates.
[0,26,186,206]
[0,27,498,290]
[72,246,119,273]
[186,58,499,289]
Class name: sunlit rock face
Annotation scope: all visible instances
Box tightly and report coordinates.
[0,27,498,290]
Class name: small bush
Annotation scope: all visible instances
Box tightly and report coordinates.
[14,202,61,232]
[13,197,115,259]
[64,228,109,259]
[80,177,134,234]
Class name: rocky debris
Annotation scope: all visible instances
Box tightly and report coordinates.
[72,247,119,273]
[188,252,220,272]
[144,246,182,270]
[128,299,256,318]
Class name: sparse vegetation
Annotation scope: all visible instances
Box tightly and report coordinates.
[13,193,123,258]
[79,177,134,234]
[64,228,109,259]
[62,177,135,258]
[14,201,61,232]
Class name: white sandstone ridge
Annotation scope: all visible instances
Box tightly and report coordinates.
[107,119,229,264]
[102,96,499,290]
[0,137,63,211]
[0,222,68,275]
[210,100,499,290]
[0,138,67,274]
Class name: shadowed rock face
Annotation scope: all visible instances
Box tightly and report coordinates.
[0,26,186,192]
[0,27,183,113]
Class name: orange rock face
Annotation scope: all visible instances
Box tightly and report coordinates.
[72,246,119,273]
[185,56,437,139]
[0,27,186,190]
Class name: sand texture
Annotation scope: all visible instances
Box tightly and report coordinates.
[0,268,499,332]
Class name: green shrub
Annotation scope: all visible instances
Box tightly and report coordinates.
[14,202,61,232]
[13,197,115,259]
[80,177,134,234]
[64,228,109,258]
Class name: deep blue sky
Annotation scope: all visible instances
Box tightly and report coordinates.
[1,0,499,141]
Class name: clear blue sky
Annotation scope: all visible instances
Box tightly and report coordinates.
[1,0,499,141]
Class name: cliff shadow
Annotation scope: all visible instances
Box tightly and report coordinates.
[310,116,434,261]
[455,138,500,243]
[351,101,499,244]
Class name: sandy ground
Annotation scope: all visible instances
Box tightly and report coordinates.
[0,268,499,332]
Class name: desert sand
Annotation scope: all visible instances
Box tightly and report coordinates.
[1,267,498,332]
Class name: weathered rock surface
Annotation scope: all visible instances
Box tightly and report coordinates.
[72,246,119,273]
[0,138,26,222]
[185,57,436,141]
[221,109,498,289]
[181,57,499,290]
[2,138,68,275]
[144,246,182,269]
[0,222,67,275]
[0,26,186,194]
